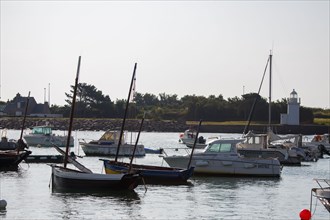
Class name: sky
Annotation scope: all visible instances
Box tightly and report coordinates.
[0,1,329,109]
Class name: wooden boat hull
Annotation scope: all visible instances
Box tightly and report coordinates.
[51,166,141,192]
[102,160,194,185]
[0,150,32,170]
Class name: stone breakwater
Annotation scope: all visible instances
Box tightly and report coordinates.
[0,117,188,132]
[0,117,328,135]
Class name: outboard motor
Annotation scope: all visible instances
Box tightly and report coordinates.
[198,136,206,144]
[318,144,330,158]
[17,139,28,151]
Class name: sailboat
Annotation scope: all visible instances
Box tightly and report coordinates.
[0,92,32,170]
[50,56,141,192]
[102,114,194,185]
[237,51,305,165]
[102,63,194,185]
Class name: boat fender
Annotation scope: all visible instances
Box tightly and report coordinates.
[314,135,321,142]
[0,199,7,210]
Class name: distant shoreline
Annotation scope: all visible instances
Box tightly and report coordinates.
[0,117,328,135]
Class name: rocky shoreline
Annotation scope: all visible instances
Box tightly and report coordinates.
[0,117,188,132]
[0,117,328,135]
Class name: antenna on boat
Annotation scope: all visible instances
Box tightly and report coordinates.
[115,63,137,162]
[64,56,81,168]
[187,119,202,169]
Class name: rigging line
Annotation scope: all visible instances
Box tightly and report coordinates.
[243,56,270,135]
[272,58,288,100]
[257,57,270,94]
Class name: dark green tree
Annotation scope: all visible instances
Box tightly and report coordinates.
[65,83,114,117]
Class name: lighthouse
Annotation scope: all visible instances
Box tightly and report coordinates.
[280,89,300,125]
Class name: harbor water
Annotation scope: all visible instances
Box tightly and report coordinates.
[0,130,329,219]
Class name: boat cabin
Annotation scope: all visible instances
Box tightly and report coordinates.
[98,130,125,144]
[203,139,245,154]
[238,131,268,149]
[32,126,53,135]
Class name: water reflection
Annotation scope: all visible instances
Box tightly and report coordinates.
[192,176,281,189]
[51,190,141,219]
[0,209,6,217]
[51,190,140,200]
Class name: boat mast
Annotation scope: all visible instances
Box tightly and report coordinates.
[187,120,202,169]
[268,51,272,131]
[115,63,137,162]
[128,112,145,173]
[18,91,30,152]
[243,57,270,135]
[64,56,81,168]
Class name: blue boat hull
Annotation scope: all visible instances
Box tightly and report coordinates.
[101,159,194,185]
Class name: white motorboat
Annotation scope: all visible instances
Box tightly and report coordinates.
[179,129,198,143]
[302,134,330,157]
[305,134,330,148]
[163,138,281,177]
[23,125,74,147]
[237,130,306,165]
[80,130,145,157]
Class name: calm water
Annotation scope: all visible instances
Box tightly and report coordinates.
[0,130,329,220]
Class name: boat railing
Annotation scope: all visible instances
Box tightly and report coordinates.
[313,178,330,189]
[160,147,199,157]
[78,138,94,144]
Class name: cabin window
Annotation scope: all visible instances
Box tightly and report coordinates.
[219,143,232,152]
[208,143,221,152]
[207,143,232,153]
[33,127,52,135]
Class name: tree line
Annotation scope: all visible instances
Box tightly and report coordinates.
[49,83,324,124]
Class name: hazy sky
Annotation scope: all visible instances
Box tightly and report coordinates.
[1,1,329,109]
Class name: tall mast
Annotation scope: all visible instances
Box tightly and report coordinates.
[268,51,272,130]
[64,56,81,168]
[115,63,137,162]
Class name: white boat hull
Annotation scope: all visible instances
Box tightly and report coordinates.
[24,135,74,147]
[164,154,281,177]
[80,142,145,156]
